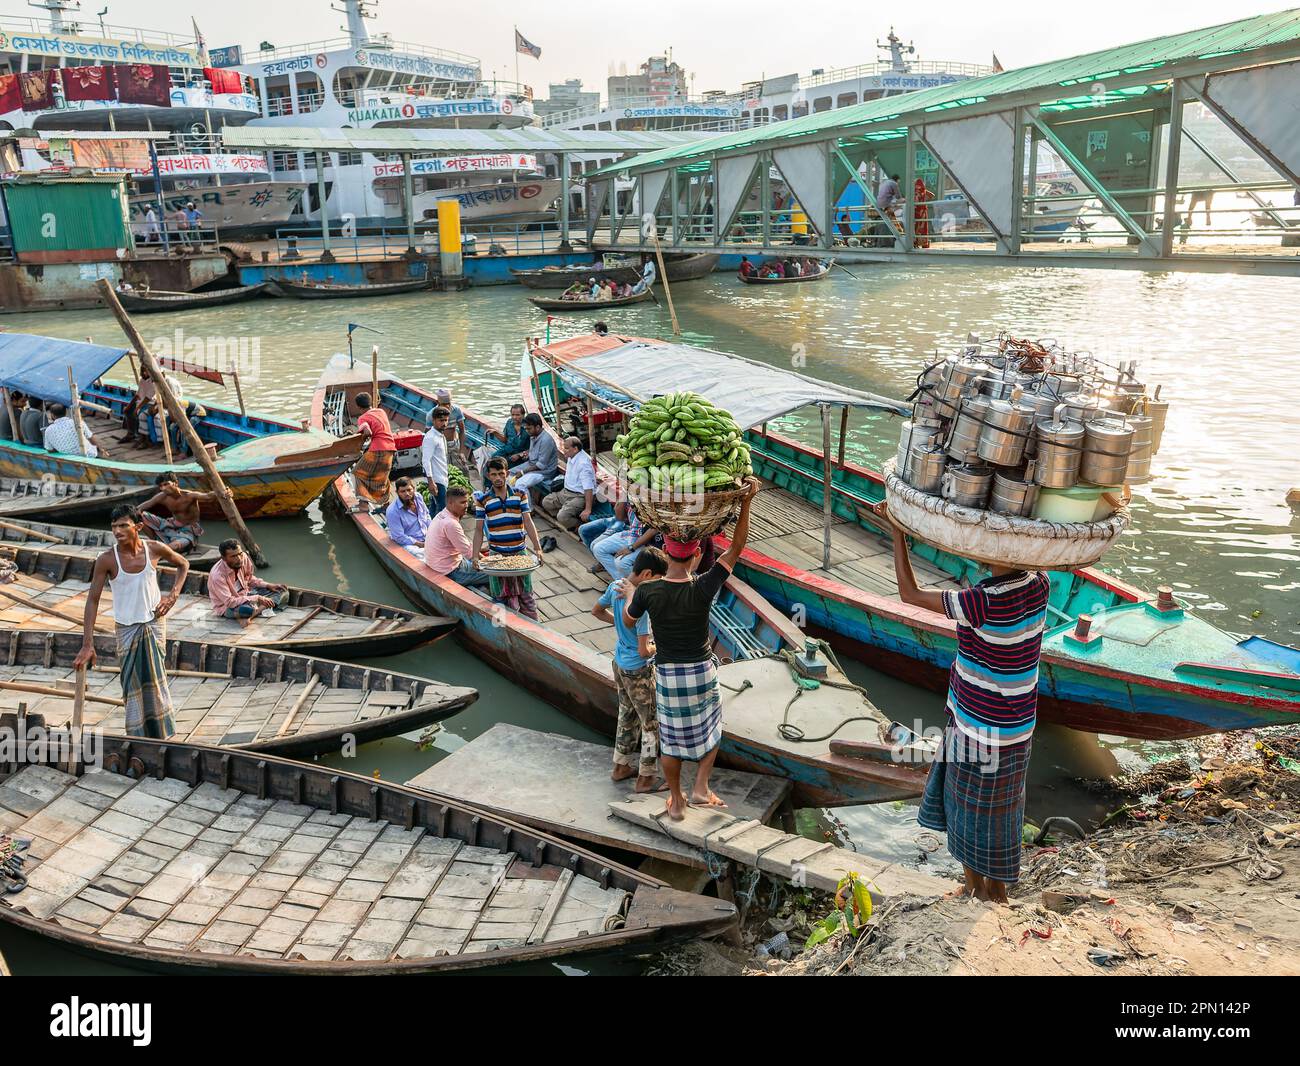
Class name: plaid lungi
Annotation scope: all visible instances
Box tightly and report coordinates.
[654,658,723,761]
[354,450,395,506]
[116,620,175,740]
[141,510,203,549]
[918,721,1032,883]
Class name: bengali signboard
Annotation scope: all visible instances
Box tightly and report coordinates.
[0,27,200,66]
[345,98,522,124]
[352,49,478,83]
[877,73,965,91]
[622,104,740,119]
[372,153,537,177]
[208,44,243,68]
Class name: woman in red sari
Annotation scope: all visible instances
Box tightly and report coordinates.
[913,178,934,249]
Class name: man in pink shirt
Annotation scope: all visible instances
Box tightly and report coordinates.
[208,539,288,625]
[423,486,491,588]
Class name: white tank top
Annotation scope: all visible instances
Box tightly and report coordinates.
[109,542,161,625]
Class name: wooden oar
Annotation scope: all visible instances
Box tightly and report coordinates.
[833,261,861,280]
[0,679,123,707]
[0,585,113,633]
[0,519,64,544]
[65,665,86,773]
[276,674,320,737]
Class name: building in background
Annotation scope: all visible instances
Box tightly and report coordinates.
[534,79,600,121]
[608,55,689,109]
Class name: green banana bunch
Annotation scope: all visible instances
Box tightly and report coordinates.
[613,391,753,491]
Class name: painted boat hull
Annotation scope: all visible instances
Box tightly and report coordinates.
[116,282,269,313]
[511,253,718,290]
[528,290,653,312]
[269,277,429,300]
[739,265,832,284]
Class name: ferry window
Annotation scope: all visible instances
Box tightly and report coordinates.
[295,73,324,114]
[337,152,363,167]
[755,108,769,123]
[837,92,858,108]
[773,105,788,121]
[599,121,611,130]
[792,101,809,118]
[813,96,832,113]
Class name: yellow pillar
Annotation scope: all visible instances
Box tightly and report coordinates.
[437,198,463,284]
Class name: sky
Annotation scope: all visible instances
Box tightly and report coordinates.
[22,0,1294,97]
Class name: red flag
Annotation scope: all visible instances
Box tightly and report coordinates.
[62,65,113,102]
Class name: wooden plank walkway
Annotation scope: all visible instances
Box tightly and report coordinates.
[407,724,791,869]
[608,792,953,902]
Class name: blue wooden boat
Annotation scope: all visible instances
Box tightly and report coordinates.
[525,333,1300,741]
[0,333,362,519]
[311,355,929,808]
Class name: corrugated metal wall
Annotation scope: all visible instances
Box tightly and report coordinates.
[1,182,131,263]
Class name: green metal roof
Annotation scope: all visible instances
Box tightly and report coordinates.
[591,7,1300,177]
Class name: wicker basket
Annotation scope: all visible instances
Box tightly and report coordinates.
[621,467,749,541]
[883,459,1128,570]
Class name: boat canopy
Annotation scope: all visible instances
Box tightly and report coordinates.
[552,339,908,429]
[0,334,130,407]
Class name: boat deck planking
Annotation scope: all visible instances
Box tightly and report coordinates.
[0,764,636,965]
[407,723,791,869]
[0,518,220,569]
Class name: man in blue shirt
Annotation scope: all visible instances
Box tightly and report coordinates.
[510,413,559,502]
[591,547,669,792]
[384,476,431,557]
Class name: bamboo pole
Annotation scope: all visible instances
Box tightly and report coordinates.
[66,368,88,457]
[0,519,64,543]
[821,404,832,571]
[650,230,680,336]
[276,674,320,737]
[65,664,85,773]
[837,406,849,467]
[585,395,597,459]
[158,404,173,464]
[230,363,247,416]
[0,678,123,708]
[0,586,114,633]
[96,279,268,567]
[1,388,20,441]
[370,344,379,409]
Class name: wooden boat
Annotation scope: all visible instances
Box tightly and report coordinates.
[0,735,733,973]
[0,393,362,521]
[0,516,220,570]
[268,276,429,300]
[0,543,456,659]
[114,283,269,314]
[527,289,654,313]
[0,628,475,757]
[526,334,1300,741]
[739,258,834,284]
[510,252,718,290]
[312,356,929,808]
[0,478,151,522]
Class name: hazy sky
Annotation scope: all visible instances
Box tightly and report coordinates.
[32,0,1292,96]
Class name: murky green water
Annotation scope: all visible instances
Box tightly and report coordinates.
[2,264,1295,973]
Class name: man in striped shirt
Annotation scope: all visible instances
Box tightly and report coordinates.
[883,503,1049,903]
[471,457,544,619]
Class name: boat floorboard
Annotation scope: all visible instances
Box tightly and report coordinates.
[407,723,790,869]
[0,765,625,961]
[82,412,198,466]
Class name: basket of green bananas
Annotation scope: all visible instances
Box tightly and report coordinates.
[613,391,754,540]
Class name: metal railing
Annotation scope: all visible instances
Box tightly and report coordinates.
[799,59,994,88]
[132,222,222,253]
[0,12,198,48]
[542,93,743,128]
[248,36,479,68]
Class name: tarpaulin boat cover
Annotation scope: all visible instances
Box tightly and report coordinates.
[554,339,908,429]
[0,334,130,406]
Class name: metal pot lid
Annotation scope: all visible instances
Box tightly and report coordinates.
[1085,418,1133,441]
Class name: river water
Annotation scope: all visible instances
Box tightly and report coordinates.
[1,264,1296,974]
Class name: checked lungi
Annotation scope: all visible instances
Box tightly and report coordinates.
[141,511,203,551]
[654,658,723,761]
[116,620,175,739]
[354,450,395,507]
[918,721,1032,883]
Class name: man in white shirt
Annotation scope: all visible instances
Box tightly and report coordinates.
[421,406,450,514]
[42,402,105,458]
[541,436,596,530]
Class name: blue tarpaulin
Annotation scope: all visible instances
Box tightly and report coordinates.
[0,334,130,407]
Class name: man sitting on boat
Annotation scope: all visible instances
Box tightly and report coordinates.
[883,503,1049,904]
[0,391,26,442]
[139,472,215,555]
[541,437,597,531]
[74,505,189,739]
[623,478,760,820]
[42,402,107,459]
[473,457,545,620]
[489,404,530,469]
[18,397,45,447]
[589,501,660,581]
[120,366,156,445]
[738,256,754,279]
[385,476,432,557]
[561,282,587,301]
[592,547,670,793]
[510,413,560,503]
[208,538,288,625]
[424,485,491,590]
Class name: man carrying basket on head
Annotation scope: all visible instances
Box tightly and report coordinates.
[623,478,760,820]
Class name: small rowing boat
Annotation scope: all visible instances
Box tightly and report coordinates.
[0,478,150,522]
[0,543,456,659]
[527,289,654,313]
[0,516,220,570]
[510,252,718,289]
[115,283,269,314]
[0,735,733,972]
[269,276,429,300]
[312,356,930,808]
[0,628,475,757]
[739,258,833,284]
